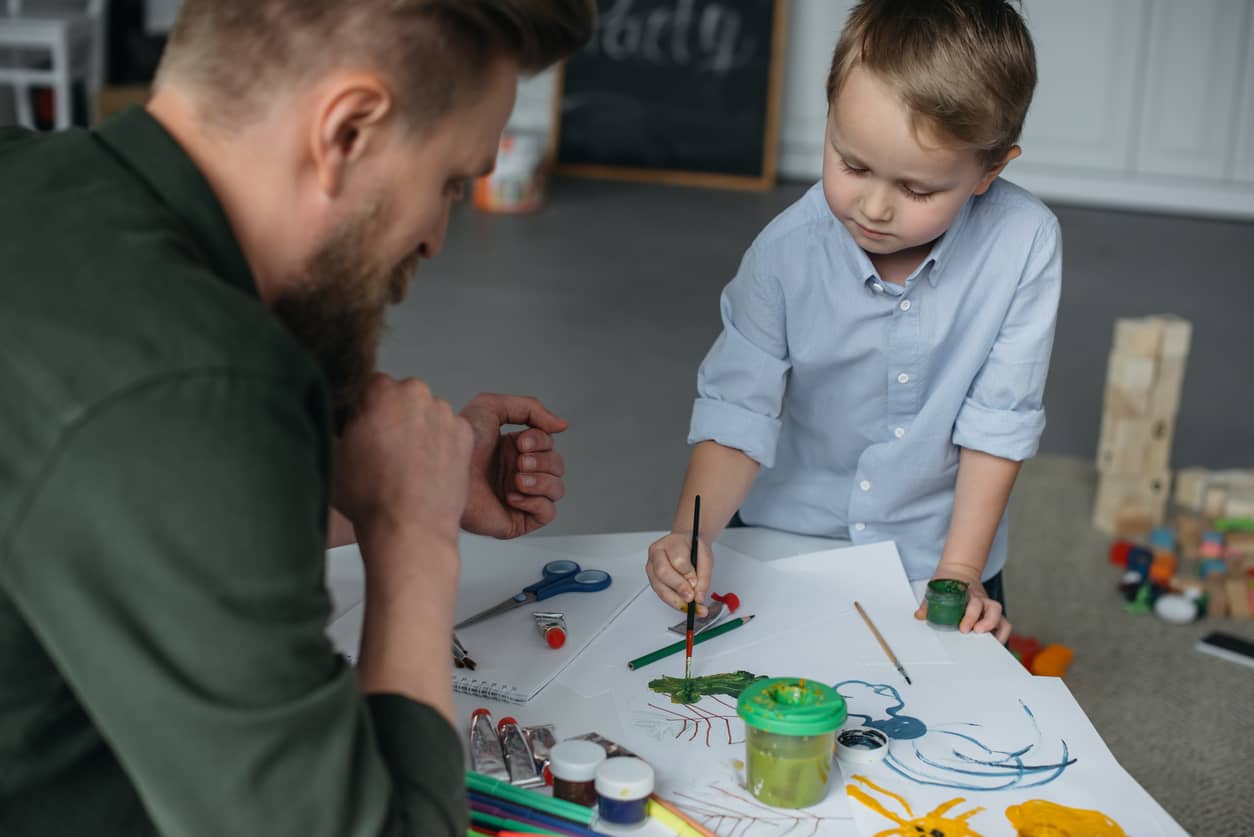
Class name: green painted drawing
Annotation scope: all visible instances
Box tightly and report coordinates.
[648,670,766,705]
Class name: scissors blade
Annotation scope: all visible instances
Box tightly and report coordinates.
[454,593,537,630]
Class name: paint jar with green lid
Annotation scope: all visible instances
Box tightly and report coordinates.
[737,678,846,808]
[925,579,970,630]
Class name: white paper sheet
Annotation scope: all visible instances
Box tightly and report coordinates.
[326,536,648,703]
[838,675,1186,837]
[557,544,837,697]
[768,543,948,665]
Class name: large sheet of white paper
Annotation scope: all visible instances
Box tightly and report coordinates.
[838,675,1187,837]
[768,542,949,667]
[558,544,838,698]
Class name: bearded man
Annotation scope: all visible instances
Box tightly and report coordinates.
[0,2,594,834]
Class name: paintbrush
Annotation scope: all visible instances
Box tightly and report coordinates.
[685,495,701,683]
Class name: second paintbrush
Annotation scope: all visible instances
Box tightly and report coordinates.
[628,614,755,670]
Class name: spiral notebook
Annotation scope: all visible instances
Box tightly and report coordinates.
[326,535,647,704]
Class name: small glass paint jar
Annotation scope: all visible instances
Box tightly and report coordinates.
[549,740,606,807]
[594,757,653,828]
[737,678,846,808]
[924,579,970,630]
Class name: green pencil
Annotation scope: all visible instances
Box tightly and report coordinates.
[627,614,755,670]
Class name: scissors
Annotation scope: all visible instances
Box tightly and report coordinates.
[455,559,611,630]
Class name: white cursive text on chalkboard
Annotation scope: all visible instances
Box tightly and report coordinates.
[588,0,760,74]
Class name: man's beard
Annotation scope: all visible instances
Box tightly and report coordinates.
[272,203,418,432]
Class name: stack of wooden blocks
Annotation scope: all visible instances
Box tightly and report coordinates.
[1092,315,1192,536]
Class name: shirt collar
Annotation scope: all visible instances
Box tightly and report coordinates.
[922,193,973,286]
[94,106,258,299]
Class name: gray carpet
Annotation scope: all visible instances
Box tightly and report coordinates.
[1009,455,1254,833]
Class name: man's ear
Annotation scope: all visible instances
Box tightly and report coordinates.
[310,76,394,198]
[974,145,1021,195]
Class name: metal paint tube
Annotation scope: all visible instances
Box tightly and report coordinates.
[497,716,545,788]
[468,709,509,782]
[523,723,557,776]
[533,611,568,649]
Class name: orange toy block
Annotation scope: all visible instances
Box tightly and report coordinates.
[1029,644,1075,677]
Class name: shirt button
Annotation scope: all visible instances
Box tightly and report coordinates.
[860,480,871,492]
[899,300,911,311]
[897,373,910,384]
[854,522,866,532]
[872,283,884,293]
[894,427,906,438]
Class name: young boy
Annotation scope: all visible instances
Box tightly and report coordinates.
[646,0,1059,644]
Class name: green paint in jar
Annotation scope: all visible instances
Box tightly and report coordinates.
[737,678,846,809]
[925,579,970,630]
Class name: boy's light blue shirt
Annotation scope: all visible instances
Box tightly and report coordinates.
[690,178,1062,582]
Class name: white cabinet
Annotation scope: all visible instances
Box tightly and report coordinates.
[1233,8,1254,184]
[1134,0,1249,180]
[775,0,854,179]
[1019,0,1146,172]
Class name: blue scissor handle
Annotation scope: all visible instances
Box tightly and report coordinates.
[534,568,611,601]
[522,559,581,595]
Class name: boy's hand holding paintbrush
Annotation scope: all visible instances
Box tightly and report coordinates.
[645,441,760,617]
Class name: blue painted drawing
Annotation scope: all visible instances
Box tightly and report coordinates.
[834,679,1076,792]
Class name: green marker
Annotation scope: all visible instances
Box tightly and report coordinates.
[627,614,755,670]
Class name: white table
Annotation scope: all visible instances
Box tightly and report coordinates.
[325,528,1033,837]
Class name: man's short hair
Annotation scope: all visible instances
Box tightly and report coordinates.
[157,0,595,130]
[827,0,1037,168]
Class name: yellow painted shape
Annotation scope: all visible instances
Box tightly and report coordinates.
[847,774,985,837]
[1005,800,1128,837]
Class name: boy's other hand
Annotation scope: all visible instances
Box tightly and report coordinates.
[913,570,1012,644]
[646,532,713,616]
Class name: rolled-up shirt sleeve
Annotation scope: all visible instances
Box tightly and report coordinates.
[952,218,1062,461]
[689,247,791,467]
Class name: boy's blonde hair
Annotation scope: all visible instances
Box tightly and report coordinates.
[156,1,595,132]
[827,0,1037,168]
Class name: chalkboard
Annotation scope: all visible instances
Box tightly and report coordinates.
[552,0,789,191]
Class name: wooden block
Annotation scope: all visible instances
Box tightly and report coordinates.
[1097,421,1172,474]
[1174,468,1209,511]
[1205,577,1229,617]
[1203,486,1229,519]
[1093,470,1170,534]
[1224,493,1254,519]
[1174,511,1207,558]
[1225,578,1251,619]
[1225,531,1254,557]
[1160,316,1193,359]
[1150,357,1186,419]
[1113,512,1155,539]
[1107,353,1156,392]
[1112,318,1165,357]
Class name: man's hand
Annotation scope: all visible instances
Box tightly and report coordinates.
[459,393,568,539]
[332,374,472,559]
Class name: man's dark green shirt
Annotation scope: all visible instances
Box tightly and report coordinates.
[0,108,466,836]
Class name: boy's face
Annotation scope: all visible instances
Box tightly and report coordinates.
[822,64,1015,260]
